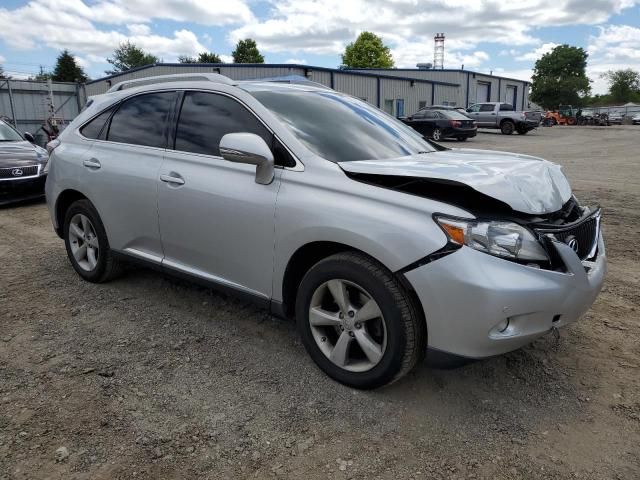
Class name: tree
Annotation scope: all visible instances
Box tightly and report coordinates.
[530,44,590,109]
[341,31,394,69]
[106,41,158,74]
[51,49,87,82]
[232,39,264,63]
[178,52,222,64]
[603,69,640,103]
[0,65,8,79]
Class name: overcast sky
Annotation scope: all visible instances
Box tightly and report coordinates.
[1,0,639,93]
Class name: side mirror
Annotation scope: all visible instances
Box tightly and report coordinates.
[24,132,36,143]
[219,132,274,185]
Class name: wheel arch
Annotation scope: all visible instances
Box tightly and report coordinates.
[54,189,89,238]
[279,241,426,327]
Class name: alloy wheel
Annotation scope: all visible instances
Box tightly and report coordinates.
[308,279,387,372]
[68,213,99,271]
[432,128,442,141]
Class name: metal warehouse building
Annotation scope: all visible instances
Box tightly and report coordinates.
[84,63,530,116]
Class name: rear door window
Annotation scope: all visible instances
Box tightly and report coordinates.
[107,92,177,148]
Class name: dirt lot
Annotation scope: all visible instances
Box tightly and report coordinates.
[1,126,639,479]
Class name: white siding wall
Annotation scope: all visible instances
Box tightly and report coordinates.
[334,73,377,104]
[433,84,464,107]
[380,79,432,115]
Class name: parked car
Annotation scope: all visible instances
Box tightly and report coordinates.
[466,102,542,135]
[608,113,623,125]
[632,113,640,125]
[45,74,606,389]
[401,109,477,141]
[0,119,49,206]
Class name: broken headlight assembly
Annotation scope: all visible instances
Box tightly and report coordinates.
[435,215,549,262]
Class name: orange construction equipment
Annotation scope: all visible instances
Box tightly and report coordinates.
[544,105,578,126]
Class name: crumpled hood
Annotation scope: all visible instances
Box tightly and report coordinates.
[0,141,41,168]
[338,148,572,215]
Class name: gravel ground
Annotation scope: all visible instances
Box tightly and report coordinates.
[1,126,639,479]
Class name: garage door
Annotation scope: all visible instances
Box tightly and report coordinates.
[476,82,490,103]
[505,86,517,108]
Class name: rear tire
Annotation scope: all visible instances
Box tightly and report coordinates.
[295,252,426,389]
[501,120,515,135]
[456,136,468,141]
[63,199,122,283]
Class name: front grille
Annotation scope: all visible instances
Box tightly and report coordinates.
[0,165,39,179]
[536,211,599,260]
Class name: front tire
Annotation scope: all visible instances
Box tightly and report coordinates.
[431,128,442,141]
[63,199,122,283]
[501,120,515,135]
[296,252,426,389]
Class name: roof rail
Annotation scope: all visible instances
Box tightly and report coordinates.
[107,73,235,93]
[239,75,332,90]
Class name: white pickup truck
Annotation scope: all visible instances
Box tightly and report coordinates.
[466,102,542,135]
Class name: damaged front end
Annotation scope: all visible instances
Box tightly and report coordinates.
[343,171,601,273]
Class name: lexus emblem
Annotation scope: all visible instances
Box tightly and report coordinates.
[11,168,23,177]
[566,236,579,253]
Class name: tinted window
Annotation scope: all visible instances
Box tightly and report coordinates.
[175,92,272,158]
[499,103,514,111]
[107,92,176,147]
[479,104,495,112]
[441,110,472,120]
[467,104,479,113]
[80,106,115,139]
[246,87,436,162]
[423,111,438,119]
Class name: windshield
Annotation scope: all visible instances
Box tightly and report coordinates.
[0,120,24,142]
[246,86,436,162]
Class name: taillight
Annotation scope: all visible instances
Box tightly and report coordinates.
[449,120,462,127]
[46,139,60,155]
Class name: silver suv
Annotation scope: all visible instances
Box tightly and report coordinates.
[45,74,606,389]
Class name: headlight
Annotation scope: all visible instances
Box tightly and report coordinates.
[435,216,548,262]
[35,146,49,173]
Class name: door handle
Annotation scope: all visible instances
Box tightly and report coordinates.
[160,173,185,185]
[83,158,101,169]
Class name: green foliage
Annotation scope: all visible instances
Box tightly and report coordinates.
[106,41,158,74]
[530,45,590,109]
[341,31,394,69]
[602,69,640,103]
[52,49,87,82]
[179,52,222,64]
[232,39,264,63]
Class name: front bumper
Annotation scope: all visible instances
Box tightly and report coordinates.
[404,232,606,358]
[0,175,47,206]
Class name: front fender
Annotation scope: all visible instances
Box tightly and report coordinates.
[271,165,470,302]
